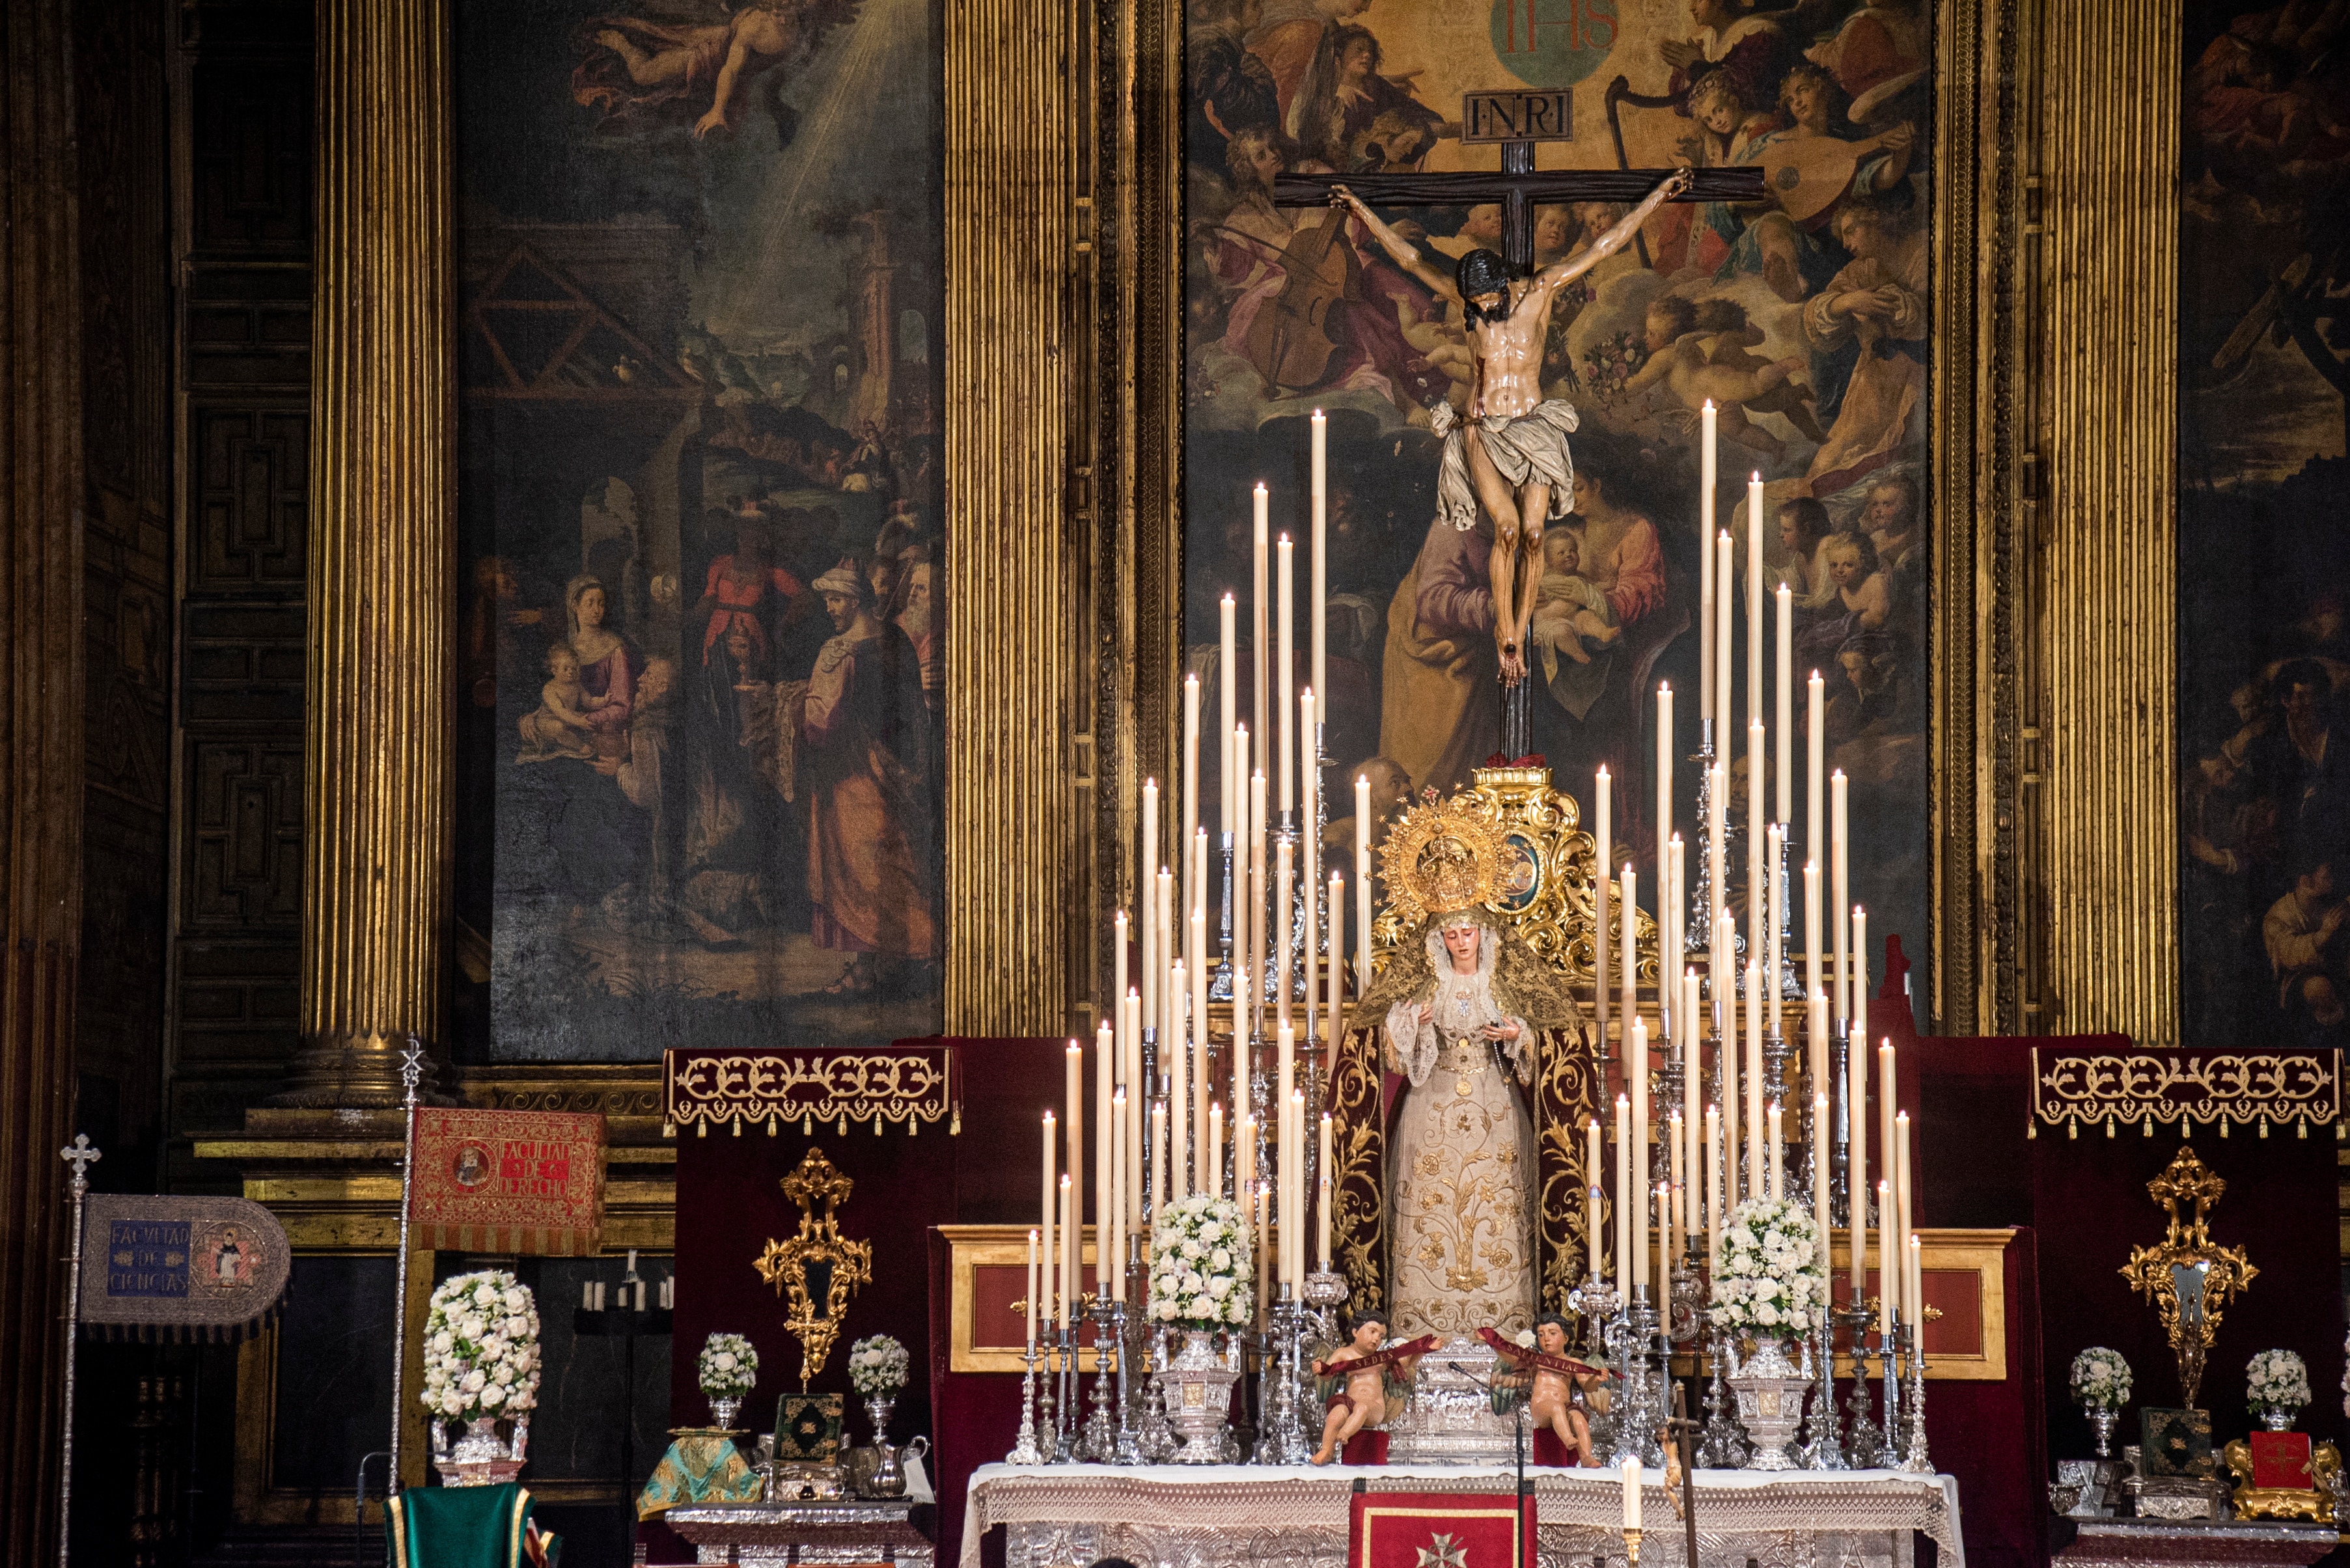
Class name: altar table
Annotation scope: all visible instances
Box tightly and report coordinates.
[963,1465,1963,1568]
[2050,1518,2340,1568]
[667,1497,937,1568]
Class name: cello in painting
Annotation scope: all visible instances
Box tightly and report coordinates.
[1245,199,1362,397]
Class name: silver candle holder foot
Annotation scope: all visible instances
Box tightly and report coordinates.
[1008,1343,1046,1464]
[1696,1327,1752,1468]
[1894,1323,1933,1473]
[1801,1311,1848,1470]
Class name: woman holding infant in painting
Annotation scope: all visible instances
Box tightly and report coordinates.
[564,577,636,760]
[516,575,637,765]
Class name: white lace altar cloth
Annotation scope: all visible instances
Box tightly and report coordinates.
[964,1464,1963,1568]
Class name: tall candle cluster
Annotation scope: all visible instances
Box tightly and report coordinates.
[1581,403,1918,1322]
[1034,413,1357,1332]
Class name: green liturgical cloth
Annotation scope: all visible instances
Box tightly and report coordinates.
[389,1482,557,1568]
[638,1429,764,1519]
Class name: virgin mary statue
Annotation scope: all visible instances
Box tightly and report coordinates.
[1357,900,1579,1342]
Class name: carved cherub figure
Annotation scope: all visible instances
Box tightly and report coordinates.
[1310,1312,1436,1465]
[1484,1317,1610,1465]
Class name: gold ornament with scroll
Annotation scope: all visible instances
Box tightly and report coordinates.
[1368,767,1659,994]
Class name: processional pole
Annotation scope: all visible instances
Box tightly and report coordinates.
[57,1134,101,1568]
[388,1038,424,1498]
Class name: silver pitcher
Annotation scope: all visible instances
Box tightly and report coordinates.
[853,1430,930,1498]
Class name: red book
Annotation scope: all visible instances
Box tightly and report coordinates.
[2250,1431,2315,1491]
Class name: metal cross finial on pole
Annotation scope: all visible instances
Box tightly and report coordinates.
[59,1133,102,1568]
[387,1038,426,1500]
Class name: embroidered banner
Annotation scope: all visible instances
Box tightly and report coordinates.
[77,1194,292,1342]
[409,1108,605,1256]
[2031,1048,2340,1137]
[664,1045,954,1136]
[1348,1490,1535,1568]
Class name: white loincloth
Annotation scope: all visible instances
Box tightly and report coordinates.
[1435,398,1581,531]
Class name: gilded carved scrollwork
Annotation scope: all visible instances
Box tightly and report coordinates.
[1534,1024,1601,1315]
[1368,767,1658,994]
[1329,1025,1386,1316]
[2118,1146,2258,1409]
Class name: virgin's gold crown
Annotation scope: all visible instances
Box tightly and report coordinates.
[1378,790,1508,926]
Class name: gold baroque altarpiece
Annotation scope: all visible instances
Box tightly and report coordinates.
[182,0,2189,1530]
[276,0,2180,1092]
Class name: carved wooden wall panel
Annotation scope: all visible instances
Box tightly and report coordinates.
[167,0,312,1172]
[76,0,174,1161]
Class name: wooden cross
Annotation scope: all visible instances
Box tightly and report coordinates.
[1273,89,1763,276]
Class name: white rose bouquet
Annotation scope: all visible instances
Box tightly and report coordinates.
[1708,1196,1827,1339]
[2069,1347,2131,1411]
[698,1333,759,1398]
[2248,1349,2310,1414]
[420,1270,541,1422]
[1149,1193,1252,1330]
[849,1334,911,1396]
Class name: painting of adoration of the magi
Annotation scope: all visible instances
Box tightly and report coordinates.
[454,0,943,1060]
[1184,0,1933,981]
[2180,1,2350,1046]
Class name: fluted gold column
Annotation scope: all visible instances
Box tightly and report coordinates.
[942,0,1087,1034]
[276,0,452,1104]
[0,0,85,1548]
[1928,0,2030,1034]
[2036,0,2178,1039]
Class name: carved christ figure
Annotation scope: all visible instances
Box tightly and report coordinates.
[1333,171,1693,685]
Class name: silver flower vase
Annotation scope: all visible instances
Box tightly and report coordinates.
[2257,1405,2300,1432]
[1152,1328,1240,1464]
[1727,1338,1810,1472]
[2088,1407,2118,1457]
[430,1414,529,1487]
[708,1394,744,1431]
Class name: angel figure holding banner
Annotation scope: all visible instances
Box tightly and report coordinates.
[1357,793,1581,1343]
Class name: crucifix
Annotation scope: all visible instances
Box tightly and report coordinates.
[1665,1381,1703,1565]
[1274,94,1763,761]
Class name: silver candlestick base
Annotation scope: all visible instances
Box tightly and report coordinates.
[1697,1327,1752,1468]
[1134,1327,1178,1461]
[1053,1324,1082,1461]
[1038,1333,1064,1463]
[1801,1310,1848,1469]
[1008,1343,1045,1463]
[1880,1316,1904,1462]
[1842,1312,1886,1468]
[1256,1294,1316,1465]
[1085,1300,1126,1461]
[1607,1293,1666,1467]
[1894,1322,1932,1473]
